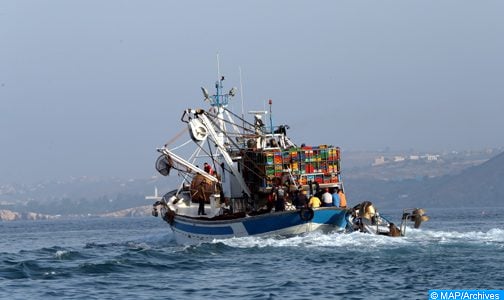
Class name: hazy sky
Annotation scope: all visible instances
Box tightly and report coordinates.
[1,1,503,183]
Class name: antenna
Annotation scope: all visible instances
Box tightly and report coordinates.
[239,66,245,133]
[269,99,273,134]
[216,52,220,80]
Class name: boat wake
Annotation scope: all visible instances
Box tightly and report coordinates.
[410,227,504,246]
[213,227,504,249]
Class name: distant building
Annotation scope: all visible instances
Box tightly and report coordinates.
[424,154,440,161]
[409,155,420,160]
[373,156,386,166]
[394,156,405,162]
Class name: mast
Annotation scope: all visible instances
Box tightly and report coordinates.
[268,99,273,134]
[198,113,251,197]
[239,66,245,145]
[201,76,250,197]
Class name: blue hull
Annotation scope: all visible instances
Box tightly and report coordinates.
[170,207,348,244]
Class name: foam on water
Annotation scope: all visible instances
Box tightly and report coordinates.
[214,227,504,250]
[54,250,69,259]
[216,230,405,249]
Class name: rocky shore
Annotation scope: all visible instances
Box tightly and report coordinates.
[0,209,60,221]
[0,205,152,221]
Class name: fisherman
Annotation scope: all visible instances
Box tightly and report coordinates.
[284,197,295,210]
[203,162,215,176]
[321,188,333,207]
[198,195,206,215]
[266,192,275,212]
[194,174,208,216]
[308,194,321,208]
[338,188,347,208]
[332,188,341,207]
[295,189,308,209]
[254,114,264,133]
[388,223,401,237]
[273,184,287,212]
[221,198,232,215]
[269,138,278,148]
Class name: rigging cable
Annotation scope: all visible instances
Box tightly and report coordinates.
[202,111,268,180]
[164,127,189,148]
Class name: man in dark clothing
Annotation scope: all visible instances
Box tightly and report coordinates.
[296,190,308,209]
[274,185,287,212]
[197,183,208,215]
[198,198,206,215]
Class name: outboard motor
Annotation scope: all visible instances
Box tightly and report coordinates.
[358,201,376,221]
[349,201,377,232]
[400,208,429,236]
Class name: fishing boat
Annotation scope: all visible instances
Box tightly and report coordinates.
[149,76,428,244]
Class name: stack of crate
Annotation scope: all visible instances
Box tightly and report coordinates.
[293,146,340,184]
[246,145,341,188]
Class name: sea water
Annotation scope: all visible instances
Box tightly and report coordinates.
[1,207,503,299]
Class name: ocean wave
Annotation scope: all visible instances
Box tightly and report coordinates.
[77,260,131,274]
[132,231,175,247]
[53,249,89,260]
[84,231,175,250]
[0,259,64,280]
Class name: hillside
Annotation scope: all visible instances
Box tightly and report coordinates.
[0,176,178,216]
[419,150,504,207]
[345,151,504,208]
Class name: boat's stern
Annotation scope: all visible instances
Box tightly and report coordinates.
[347,202,429,237]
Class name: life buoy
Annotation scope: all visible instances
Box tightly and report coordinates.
[299,208,314,221]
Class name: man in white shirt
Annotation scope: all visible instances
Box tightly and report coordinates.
[321,188,333,207]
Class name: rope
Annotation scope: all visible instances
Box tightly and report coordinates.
[169,139,192,151]
[207,110,256,135]
[164,127,188,147]
[201,111,268,180]
[223,107,256,129]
